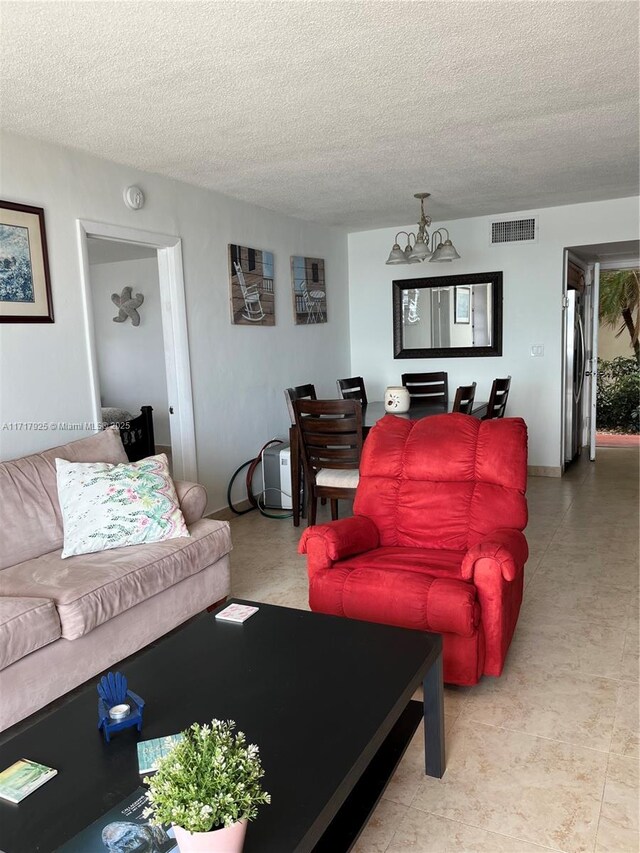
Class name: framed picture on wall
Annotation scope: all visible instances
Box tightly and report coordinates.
[291,256,326,324]
[228,244,275,326]
[0,201,54,322]
[454,286,470,324]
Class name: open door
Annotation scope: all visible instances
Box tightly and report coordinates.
[563,252,588,467]
[565,240,639,464]
[588,262,600,460]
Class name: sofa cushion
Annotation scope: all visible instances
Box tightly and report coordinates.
[0,428,128,570]
[56,454,189,558]
[337,546,466,578]
[0,519,231,640]
[316,469,359,488]
[0,597,61,671]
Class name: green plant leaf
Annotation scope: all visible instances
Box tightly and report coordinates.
[144,719,271,833]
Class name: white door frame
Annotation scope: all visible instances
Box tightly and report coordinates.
[588,262,600,460]
[77,219,197,482]
[561,250,588,471]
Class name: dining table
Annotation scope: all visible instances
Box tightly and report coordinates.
[362,399,488,429]
[291,398,488,527]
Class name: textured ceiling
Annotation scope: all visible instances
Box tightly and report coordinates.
[2,1,638,229]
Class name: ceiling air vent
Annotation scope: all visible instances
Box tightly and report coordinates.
[491,217,537,244]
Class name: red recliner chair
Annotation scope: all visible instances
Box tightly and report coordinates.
[298,413,528,685]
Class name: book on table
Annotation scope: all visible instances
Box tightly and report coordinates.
[137,733,183,774]
[0,758,57,803]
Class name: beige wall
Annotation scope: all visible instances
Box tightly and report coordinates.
[598,322,635,361]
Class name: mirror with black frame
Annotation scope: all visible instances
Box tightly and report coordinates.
[393,271,503,358]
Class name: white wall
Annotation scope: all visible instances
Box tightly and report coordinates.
[348,197,639,470]
[89,255,171,445]
[0,131,350,511]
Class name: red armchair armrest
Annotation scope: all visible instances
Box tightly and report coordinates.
[462,528,528,677]
[462,529,528,582]
[298,516,379,576]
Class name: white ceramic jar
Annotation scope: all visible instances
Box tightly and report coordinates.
[384,386,411,413]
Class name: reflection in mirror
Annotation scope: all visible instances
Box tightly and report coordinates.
[402,284,493,349]
[393,272,502,358]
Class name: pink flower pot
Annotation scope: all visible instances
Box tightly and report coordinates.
[173,820,247,853]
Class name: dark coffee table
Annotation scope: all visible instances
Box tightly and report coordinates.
[0,600,444,853]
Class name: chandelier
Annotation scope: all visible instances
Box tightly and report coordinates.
[385,192,461,265]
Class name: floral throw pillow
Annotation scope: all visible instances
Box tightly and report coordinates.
[56,454,189,558]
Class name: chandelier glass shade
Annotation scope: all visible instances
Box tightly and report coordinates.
[385,231,422,265]
[429,229,462,262]
[386,193,461,265]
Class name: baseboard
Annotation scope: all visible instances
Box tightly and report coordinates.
[207,498,254,520]
[527,465,562,478]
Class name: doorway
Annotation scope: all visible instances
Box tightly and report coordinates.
[564,240,640,465]
[86,237,172,466]
[77,220,197,481]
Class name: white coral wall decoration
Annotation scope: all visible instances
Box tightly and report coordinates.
[112,286,144,326]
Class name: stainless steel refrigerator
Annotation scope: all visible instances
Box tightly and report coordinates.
[564,289,586,463]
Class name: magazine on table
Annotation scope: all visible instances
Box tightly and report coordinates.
[57,786,176,852]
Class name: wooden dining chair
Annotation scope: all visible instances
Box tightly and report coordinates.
[484,376,511,419]
[294,398,363,527]
[452,382,477,414]
[284,384,317,526]
[284,384,317,425]
[336,376,368,406]
[401,372,448,404]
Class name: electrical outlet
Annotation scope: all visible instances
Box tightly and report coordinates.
[530,345,544,357]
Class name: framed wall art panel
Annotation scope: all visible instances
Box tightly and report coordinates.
[454,286,471,324]
[0,201,54,323]
[291,256,326,324]
[228,244,275,326]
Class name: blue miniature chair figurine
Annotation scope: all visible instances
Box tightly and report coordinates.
[97,671,144,742]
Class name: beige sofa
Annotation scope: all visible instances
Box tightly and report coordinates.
[0,428,231,732]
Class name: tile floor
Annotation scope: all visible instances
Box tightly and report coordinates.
[228,448,639,853]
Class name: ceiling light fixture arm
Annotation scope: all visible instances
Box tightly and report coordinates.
[431,227,449,242]
[415,195,432,244]
[405,192,433,262]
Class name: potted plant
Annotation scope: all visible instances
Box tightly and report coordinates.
[144,719,270,853]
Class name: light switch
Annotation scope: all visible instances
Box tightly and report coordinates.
[530,345,544,357]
